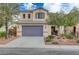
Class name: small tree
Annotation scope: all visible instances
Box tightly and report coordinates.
[64,7,79,35]
[48,7,79,35]
[48,12,66,35]
[0,3,18,39]
[66,7,79,26]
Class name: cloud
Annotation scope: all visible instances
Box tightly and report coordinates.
[44,3,61,12]
[23,3,36,10]
[60,3,73,13]
[19,3,79,13]
[44,3,79,13]
[23,3,44,10]
[71,3,79,9]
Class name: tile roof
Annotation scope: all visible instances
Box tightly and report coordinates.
[18,8,48,13]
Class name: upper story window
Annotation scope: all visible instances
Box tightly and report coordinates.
[28,14,31,19]
[23,14,25,19]
[35,13,45,19]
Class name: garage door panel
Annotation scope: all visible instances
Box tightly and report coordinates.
[22,26,43,36]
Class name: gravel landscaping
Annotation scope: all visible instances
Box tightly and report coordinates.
[44,35,79,45]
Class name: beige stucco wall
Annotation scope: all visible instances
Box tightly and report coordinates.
[43,25,51,37]
[19,9,48,22]
[19,12,33,21]
[65,26,73,33]
[76,24,79,32]
[17,24,22,37]
[60,24,79,33]
[64,24,79,33]
[33,9,48,21]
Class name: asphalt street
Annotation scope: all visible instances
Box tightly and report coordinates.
[0,48,79,55]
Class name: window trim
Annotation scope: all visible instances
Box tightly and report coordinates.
[35,13,45,19]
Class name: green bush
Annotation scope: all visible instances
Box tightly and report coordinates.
[0,32,6,38]
[52,41,58,44]
[45,37,52,42]
[63,32,76,39]
[48,35,54,39]
[45,35,54,42]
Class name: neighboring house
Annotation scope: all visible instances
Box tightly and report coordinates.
[16,8,52,37]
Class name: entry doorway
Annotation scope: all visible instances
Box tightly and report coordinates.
[51,26,58,35]
[73,26,76,34]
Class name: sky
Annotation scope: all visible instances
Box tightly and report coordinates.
[18,3,79,13]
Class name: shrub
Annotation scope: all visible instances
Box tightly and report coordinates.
[76,40,79,43]
[65,34,73,39]
[45,39,51,42]
[52,41,58,44]
[48,35,54,39]
[62,32,76,39]
[0,32,6,38]
[45,35,54,42]
[45,37,52,42]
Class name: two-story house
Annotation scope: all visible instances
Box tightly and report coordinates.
[16,8,51,37]
[16,8,79,37]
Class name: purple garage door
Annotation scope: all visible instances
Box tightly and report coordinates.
[22,26,43,36]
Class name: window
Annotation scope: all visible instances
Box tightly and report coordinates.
[23,14,25,19]
[35,13,45,19]
[28,14,31,19]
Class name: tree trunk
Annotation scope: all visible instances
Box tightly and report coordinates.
[5,18,8,39]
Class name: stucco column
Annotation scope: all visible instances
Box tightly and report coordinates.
[43,25,51,37]
[58,26,64,35]
[17,24,22,37]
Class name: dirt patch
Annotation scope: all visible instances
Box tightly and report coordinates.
[0,37,17,45]
[54,39,78,45]
[45,36,79,45]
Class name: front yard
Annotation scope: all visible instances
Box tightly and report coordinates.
[45,33,79,45]
[0,37,15,44]
[0,31,17,44]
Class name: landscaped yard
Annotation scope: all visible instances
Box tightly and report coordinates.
[0,31,16,44]
[44,33,79,45]
[0,37,15,44]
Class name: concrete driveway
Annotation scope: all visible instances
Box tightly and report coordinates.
[4,37,45,47]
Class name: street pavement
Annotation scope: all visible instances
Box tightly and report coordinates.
[0,47,79,55]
